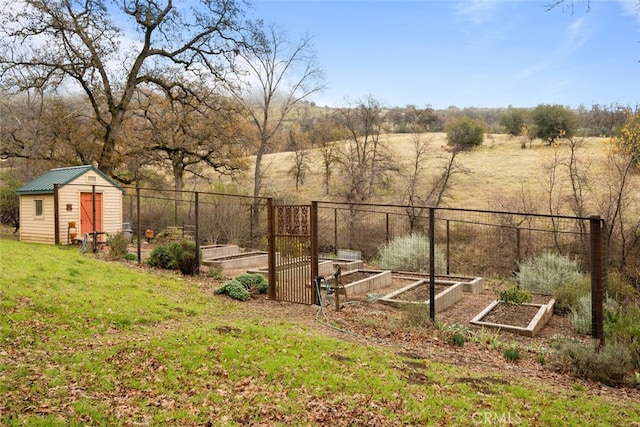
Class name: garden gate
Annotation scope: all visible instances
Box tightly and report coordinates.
[267,201,319,304]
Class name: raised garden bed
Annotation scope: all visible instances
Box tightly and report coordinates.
[201,244,240,259]
[249,259,334,281]
[470,298,556,337]
[392,272,483,294]
[378,279,464,313]
[331,269,392,295]
[320,257,364,272]
[202,250,268,270]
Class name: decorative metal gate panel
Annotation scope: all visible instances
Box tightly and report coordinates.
[267,202,318,304]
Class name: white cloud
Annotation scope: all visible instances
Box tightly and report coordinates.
[615,0,640,25]
[455,0,501,25]
[565,16,591,49]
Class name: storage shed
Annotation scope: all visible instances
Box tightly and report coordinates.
[15,165,125,245]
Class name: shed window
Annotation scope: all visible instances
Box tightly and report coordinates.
[34,199,44,218]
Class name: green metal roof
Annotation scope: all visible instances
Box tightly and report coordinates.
[15,165,124,195]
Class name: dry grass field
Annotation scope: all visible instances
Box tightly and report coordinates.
[231,132,631,214]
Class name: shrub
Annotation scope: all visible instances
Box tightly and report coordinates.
[531,104,579,144]
[235,273,268,294]
[147,239,200,275]
[206,266,225,281]
[496,286,532,305]
[552,340,632,386]
[107,231,130,259]
[570,294,592,335]
[401,303,431,328]
[607,272,640,305]
[215,279,250,301]
[605,301,640,369]
[552,276,590,314]
[446,117,484,149]
[377,234,446,274]
[516,252,582,295]
[147,245,173,269]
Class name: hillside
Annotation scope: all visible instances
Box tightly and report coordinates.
[231,133,624,214]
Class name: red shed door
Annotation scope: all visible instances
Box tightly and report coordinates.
[80,192,103,238]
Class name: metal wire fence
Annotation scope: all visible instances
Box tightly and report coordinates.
[122,186,270,251]
[316,201,596,278]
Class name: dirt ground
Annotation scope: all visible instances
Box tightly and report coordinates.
[217,265,640,405]
[240,289,640,405]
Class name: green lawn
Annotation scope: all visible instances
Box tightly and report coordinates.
[1,239,638,425]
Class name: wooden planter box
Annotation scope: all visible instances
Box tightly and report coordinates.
[201,244,240,259]
[393,272,483,294]
[202,251,268,270]
[336,269,392,295]
[379,279,464,313]
[470,299,556,337]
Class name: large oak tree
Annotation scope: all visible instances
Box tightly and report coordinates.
[0,0,254,178]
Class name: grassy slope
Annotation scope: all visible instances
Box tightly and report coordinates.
[1,239,639,425]
[233,133,624,211]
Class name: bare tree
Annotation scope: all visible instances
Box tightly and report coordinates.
[336,96,398,203]
[132,85,248,194]
[227,23,324,223]
[286,129,310,191]
[0,0,251,177]
[403,133,468,233]
[0,92,99,169]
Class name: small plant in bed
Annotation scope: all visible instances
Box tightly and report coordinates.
[496,286,532,305]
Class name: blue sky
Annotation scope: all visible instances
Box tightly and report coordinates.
[247,0,640,109]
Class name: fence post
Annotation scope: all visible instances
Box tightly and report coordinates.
[267,198,276,300]
[92,185,97,253]
[136,186,141,264]
[516,227,521,265]
[310,201,319,305]
[194,192,200,274]
[590,215,604,346]
[445,219,450,276]
[429,207,435,322]
[54,184,60,245]
[386,212,390,243]
[334,208,338,255]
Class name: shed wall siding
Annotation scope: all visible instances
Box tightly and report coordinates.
[19,194,55,244]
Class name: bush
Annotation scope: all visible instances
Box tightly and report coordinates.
[107,231,129,259]
[605,300,640,369]
[496,286,532,305]
[147,239,200,275]
[400,303,431,328]
[235,273,268,294]
[377,234,446,274]
[607,272,640,304]
[147,245,173,269]
[446,117,484,150]
[531,104,579,144]
[552,340,632,385]
[206,266,225,281]
[214,279,250,301]
[552,276,590,314]
[570,294,592,335]
[516,252,582,295]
